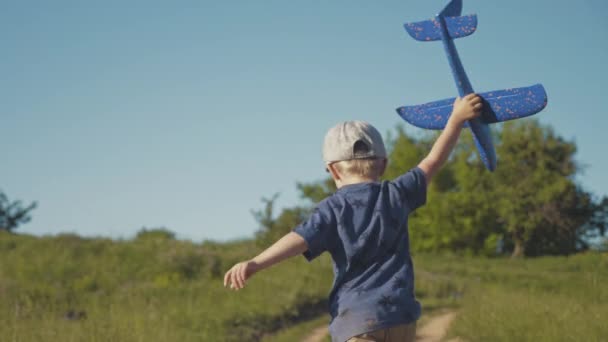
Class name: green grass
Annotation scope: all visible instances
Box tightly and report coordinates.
[0,231,334,342]
[1,231,605,341]
[414,252,608,342]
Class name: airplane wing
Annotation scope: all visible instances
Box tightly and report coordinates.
[404,14,477,42]
[396,84,548,130]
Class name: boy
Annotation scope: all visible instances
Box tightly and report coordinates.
[224,94,483,342]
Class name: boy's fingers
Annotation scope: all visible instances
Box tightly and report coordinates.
[224,268,234,288]
[238,266,246,288]
[234,271,241,290]
[229,269,236,289]
[233,267,241,289]
[224,262,254,290]
[238,265,245,282]
[469,95,483,105]
[234,265,243,289]
[239,265,247,288]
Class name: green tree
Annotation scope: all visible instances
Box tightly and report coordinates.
[253,177,337,246]
[0,191,37,232]
[296,178,336,204]
[406,120,605,257]
[136,227,176,241]
[397,130,502,255]
[491,120,589,257]
[252,194,310,247]
[253,121,606,257]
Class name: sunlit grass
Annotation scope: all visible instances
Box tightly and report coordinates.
[1,231,605,341]
[416,252,608,342]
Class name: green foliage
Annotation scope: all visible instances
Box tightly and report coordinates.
[294,121,605,257]
[0,231,334,342]
[0,190,37,232]
[1,230,605,341]
[383,126,430,181]
[256,121,606,257]
[266,251,608,341]
[490,121,581,256]
[135,227,176,241]
[600,238,608,252]
[296,178,336,204]
[252,179,337,248]
[422,252,608,341]
[252,194,311,247]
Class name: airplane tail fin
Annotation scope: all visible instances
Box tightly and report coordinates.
[439,0,463,17]
[404,14,477,42]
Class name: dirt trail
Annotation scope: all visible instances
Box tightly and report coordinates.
[300,311,458,342]
[301,325,330,342]
[416,311,459,342]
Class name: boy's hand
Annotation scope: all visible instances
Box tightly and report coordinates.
[451,93,483,124]
[418,93,484,183]
[223,260,259,290]
[221,232,308,291]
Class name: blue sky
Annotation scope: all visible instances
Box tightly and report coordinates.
[2,0,607,241]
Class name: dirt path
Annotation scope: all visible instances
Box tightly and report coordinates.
[301,325,329,342]
[300,311,458,342]
[416,311,458,342]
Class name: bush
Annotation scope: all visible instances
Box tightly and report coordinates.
[135,227,176,241]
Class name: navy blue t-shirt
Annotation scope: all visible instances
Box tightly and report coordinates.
[293,167,427,342]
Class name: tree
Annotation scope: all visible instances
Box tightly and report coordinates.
[0,191,37,232]
[491,120,591,257]
[407,120,605,257]
[252,194,310,247]
[296,178,336,204]
[393,129,504,255]
[252,121,606,257]
[136,227,176,241]
[598,234,608,252]
[405,120,605,257]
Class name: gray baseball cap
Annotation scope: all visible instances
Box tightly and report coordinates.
[322,121,387,163]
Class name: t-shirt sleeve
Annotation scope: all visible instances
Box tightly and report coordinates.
[391,166,427,211]
[292,202,334,262]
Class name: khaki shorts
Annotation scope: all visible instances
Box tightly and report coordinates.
[346,322,416,342]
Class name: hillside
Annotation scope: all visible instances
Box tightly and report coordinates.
[1,231,606,341]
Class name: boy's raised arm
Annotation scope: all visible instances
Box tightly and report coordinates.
[418,94,483,183]
[223,232,308,290]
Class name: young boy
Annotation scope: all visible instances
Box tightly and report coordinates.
[224,94,483,342]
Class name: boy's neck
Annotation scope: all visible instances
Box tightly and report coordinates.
[336,176,378,189]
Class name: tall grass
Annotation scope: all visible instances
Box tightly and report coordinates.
[0,231,333,341]
[415,253,608,342]
[1,231,605,341]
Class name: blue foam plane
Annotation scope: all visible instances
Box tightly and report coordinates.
[396,0,547,171]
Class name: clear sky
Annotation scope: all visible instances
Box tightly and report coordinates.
[2,0,607,242]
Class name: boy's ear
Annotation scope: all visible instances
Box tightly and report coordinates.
[380,158,388,175]
[327,163,341,181]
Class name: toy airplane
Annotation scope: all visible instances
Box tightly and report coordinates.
[396,0,547,171]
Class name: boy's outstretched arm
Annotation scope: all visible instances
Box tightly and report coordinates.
[418,93,483,183]
[223,232,308,290]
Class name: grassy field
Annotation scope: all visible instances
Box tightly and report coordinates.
[0,231,605,341]
[0,231,334,341]
[415,252,608,342]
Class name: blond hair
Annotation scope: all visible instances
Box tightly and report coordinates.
[333,158,385,179]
